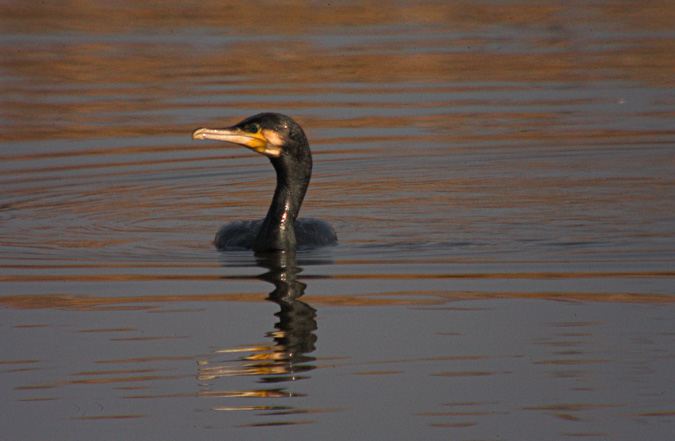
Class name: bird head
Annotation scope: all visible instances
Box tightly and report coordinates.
[192,113,310,163]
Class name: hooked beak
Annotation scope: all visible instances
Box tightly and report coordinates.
[192,126,282,157]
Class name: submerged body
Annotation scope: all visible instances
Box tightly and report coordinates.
[214,218,337,250]
[192,113,337,252]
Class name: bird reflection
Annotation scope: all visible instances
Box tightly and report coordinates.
[198,251,317,388]
[256,251,317,382]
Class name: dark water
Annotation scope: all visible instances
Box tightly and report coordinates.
[1,2,674,440]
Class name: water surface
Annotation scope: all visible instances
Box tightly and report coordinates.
[1,1,674,440]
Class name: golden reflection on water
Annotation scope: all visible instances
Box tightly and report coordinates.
[2,285,673,312]
[2,1,674,141]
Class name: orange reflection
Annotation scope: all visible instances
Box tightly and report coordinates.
[2,1,673,141]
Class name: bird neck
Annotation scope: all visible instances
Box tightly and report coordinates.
[253,159,310,252]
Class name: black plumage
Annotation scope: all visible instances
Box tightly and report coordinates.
[193,113,337,252]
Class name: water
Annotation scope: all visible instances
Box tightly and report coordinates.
[1,1,674,440]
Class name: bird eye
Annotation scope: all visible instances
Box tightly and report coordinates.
[243,123,260,133]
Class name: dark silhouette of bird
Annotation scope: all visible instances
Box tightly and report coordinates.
[192,113,337,252]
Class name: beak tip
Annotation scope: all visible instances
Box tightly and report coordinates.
[192,128,206,140]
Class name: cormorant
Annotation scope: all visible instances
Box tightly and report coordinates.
[192,113,337,253]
